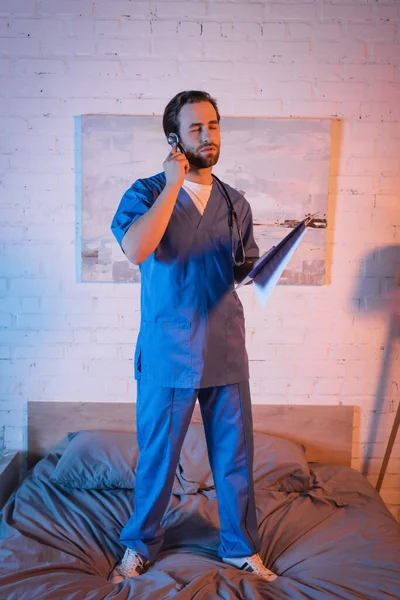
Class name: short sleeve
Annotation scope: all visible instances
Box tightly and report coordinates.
[110,180,154,247]
[239,201,259,262]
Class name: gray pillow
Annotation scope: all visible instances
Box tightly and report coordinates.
[253,432,312,492]
[176,423,312,493]
[50,430,138,490]
[50,429,193,495]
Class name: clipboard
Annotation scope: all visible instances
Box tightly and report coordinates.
[235,213,318,304]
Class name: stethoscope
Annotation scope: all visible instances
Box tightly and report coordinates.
[212,174,245,267]
[167,133,246,267]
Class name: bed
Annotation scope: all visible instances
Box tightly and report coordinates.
[0,401,399,600]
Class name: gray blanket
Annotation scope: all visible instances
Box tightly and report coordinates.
[0,454,399,599]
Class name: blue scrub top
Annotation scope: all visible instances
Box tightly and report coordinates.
[111,172,259,388]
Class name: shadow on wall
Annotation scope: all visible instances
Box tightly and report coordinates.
[353,245,400,476]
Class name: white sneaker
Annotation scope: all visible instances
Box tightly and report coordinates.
[108,548,149,583]
[222,553,278,582]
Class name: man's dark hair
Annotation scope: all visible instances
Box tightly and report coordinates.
[162,90,221,138]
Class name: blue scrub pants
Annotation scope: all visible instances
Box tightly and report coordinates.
[119,380,261,562]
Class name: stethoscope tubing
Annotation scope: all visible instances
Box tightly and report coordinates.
[212,174,246,266]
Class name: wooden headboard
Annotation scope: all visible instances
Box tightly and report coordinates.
[27,401,354,467]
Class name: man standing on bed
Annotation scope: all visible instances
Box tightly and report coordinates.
[109,90,277,584]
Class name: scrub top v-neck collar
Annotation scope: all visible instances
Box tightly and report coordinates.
[183,179,212,216]
[178,179,221,230]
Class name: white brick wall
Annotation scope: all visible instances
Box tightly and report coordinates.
[1,0,400,519]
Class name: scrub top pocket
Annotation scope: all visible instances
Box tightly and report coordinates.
[140,321,192,387]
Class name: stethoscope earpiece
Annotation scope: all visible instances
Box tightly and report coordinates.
[167,133,185,154]
[167,133,179,146]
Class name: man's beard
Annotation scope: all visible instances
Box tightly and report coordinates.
[182,143,220,169]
